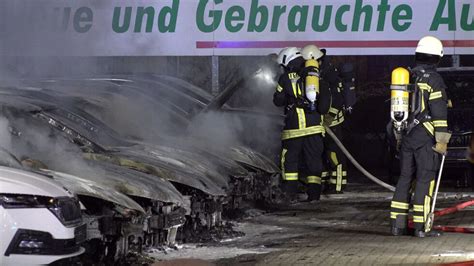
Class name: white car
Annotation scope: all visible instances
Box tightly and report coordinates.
[0,166,85,265]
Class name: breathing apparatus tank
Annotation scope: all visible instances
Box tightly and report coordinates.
[390,67,411,132]
[305,59,320,111]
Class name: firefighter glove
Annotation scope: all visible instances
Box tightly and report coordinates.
[432,132,451,154]
[323,114,335,127]
[433,142,448,155]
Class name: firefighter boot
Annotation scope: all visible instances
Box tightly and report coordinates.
[391,215,409,236]
[307,184,321,201]
[281,181,299,203]
[414,229,443,238]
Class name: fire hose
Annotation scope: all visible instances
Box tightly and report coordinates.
[324,126,396,192]
[407,199,474,234]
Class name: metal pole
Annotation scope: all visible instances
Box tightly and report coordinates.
[452,55,460,68]
[211,55,220,96]
[425,154,447,232]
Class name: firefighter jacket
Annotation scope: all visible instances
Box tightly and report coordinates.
[409,64,449,138]
[273,71,331,140]
[320,60,345,127]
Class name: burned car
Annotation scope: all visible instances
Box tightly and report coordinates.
[0,85,258,241]
[0,69,284,261]
[20,77,281,205]
[0,146,186,263]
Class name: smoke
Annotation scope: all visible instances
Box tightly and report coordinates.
[81,92,179,141]
[223,56,281,113]
[0,116,12,151]
[0,0,283,165]
[0,0,107,80]
[40,80,188,142]
[215,56,283,157]
[1,113,105,179]
[188,111,244,149]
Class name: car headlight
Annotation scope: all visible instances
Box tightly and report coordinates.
[0,194,82,226]
[0,193,54,209]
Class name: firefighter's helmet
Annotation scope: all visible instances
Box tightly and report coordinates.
[301,45,324,61]
[277,47,302,67]
[416,36,444,57]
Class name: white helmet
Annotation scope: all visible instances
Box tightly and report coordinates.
[277,47,302,67]
[416,36,443,57]
[301,45,324,60]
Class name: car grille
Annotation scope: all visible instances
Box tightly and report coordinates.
[449,133,472,148]
[74,224,87,244]
[446,148,468,160]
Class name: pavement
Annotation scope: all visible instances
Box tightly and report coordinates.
[152,184,474,266]
[214,185,474,266]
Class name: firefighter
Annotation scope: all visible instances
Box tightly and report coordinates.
[390,36,451,237]
[303,45,349,193]
[273,47,331,202]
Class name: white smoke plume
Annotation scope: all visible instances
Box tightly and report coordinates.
[0,116,12,151]
[0,0,283,165]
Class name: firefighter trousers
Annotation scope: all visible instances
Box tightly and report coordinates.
[391,136,440,231]
[323,125,347,192]
[281,134,324,197]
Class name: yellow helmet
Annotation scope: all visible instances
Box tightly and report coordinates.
[301,45,324,60]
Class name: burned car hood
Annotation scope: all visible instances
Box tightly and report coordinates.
[39,169,146,213]
[73,159,187,206]
[93,149,227,196]
[98,77,280,174]
[36,79,279,174]
[0,87,226,197]
[8,77,279,179]
[227,145,279,174]
[0,147,146,213]
[0,109,187,207]
[134,140,250,178]
[147,134,279,174]
[38,105,227,196]
[45,156,186,207]
[124,145,231,187]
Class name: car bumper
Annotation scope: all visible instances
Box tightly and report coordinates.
[2,247,84,265]
[1,208,84,265]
